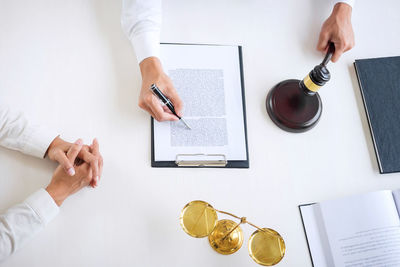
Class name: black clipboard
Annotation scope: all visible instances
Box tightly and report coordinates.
[151,43,249,168]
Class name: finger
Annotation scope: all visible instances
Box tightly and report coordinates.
[148,97,178,121]
[343,40,354,53]
[331,42,344,62]
[91,152,103,180]
[91,138,102,186]
[99,156,103,177]
[142,100,158,119]
[317,31,330,52]
[80,149,99,187]
[162,105,173,114]
[165,86,184,117]
[149,104,178,121]
[54,151,75,176]
[66,139,83,166]
[140,96,161,119]
[91,138,100,156]
[90,140,104,178]
[75,163,92,188]
[139,94,159,119]
[146,106,157,119]
[141,103,157,119]
[93,150,103,180]
[77,145,90,165]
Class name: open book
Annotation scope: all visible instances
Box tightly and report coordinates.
[299,190,400,267]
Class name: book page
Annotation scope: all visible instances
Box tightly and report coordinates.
[319,191,400,267]
[391,189,400,216]
[153,44,247,161]
[300,204,333,267]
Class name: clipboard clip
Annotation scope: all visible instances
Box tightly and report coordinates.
[175,154,227,167]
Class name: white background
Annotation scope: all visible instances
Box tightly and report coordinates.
[0,0,399,266]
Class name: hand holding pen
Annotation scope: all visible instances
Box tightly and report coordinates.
[138,57,184,122]
[150,84,191,129]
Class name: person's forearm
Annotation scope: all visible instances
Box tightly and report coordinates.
[318,0,354,62]
[139,57,162,76]
[0,189,59,262]
[0,104,58,158]
[332,0,355,9]
[46,181,77,206]
[121,0,162,63]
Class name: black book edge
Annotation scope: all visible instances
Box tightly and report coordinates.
[151,43,250,168]
[238,45,250,168]
[353,61,384,174]
[298,203,317,267]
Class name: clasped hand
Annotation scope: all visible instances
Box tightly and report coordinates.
[45,137,103,207]
[46,136,103,188]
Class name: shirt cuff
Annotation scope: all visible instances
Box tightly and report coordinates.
[130,31,160,64]
[21,125,59,159]
[24,189,59,226]
[332,0,355,8]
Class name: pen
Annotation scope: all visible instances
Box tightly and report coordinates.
[150,83,191,130]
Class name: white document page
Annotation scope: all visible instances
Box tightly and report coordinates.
[319,191,400,267]
[391,189,400,215]
[154,44,247,162]
[300,204,332,267]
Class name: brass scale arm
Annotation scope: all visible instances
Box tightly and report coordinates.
[214,209,273,241]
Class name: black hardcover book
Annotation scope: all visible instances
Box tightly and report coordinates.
[354,56,400,174]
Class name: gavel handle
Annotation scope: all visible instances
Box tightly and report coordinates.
[321,42,335,66]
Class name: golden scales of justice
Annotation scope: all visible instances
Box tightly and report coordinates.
[179,200,286,266]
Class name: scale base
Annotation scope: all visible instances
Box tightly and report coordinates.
[208,220,244,255]
[266,79,322,133]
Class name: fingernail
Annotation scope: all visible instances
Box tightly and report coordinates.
[68,168,75,176]
[96,176,99,183]
[75,139,83,145]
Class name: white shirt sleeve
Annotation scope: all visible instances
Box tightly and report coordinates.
[121,0,162,64]
[333,0,355,8]
[0,189,59,262]
[0,104,60,261]
[0,104,59,158]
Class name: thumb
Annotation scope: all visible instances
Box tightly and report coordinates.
[167,87,184,117]
[67,139,84,162]
[331,42,344,62]
[317,31,330,52]
[54,151,75,176]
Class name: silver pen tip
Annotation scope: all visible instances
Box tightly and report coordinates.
[180,118,192,130]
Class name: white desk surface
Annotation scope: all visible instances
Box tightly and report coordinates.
[0,0,399,266]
